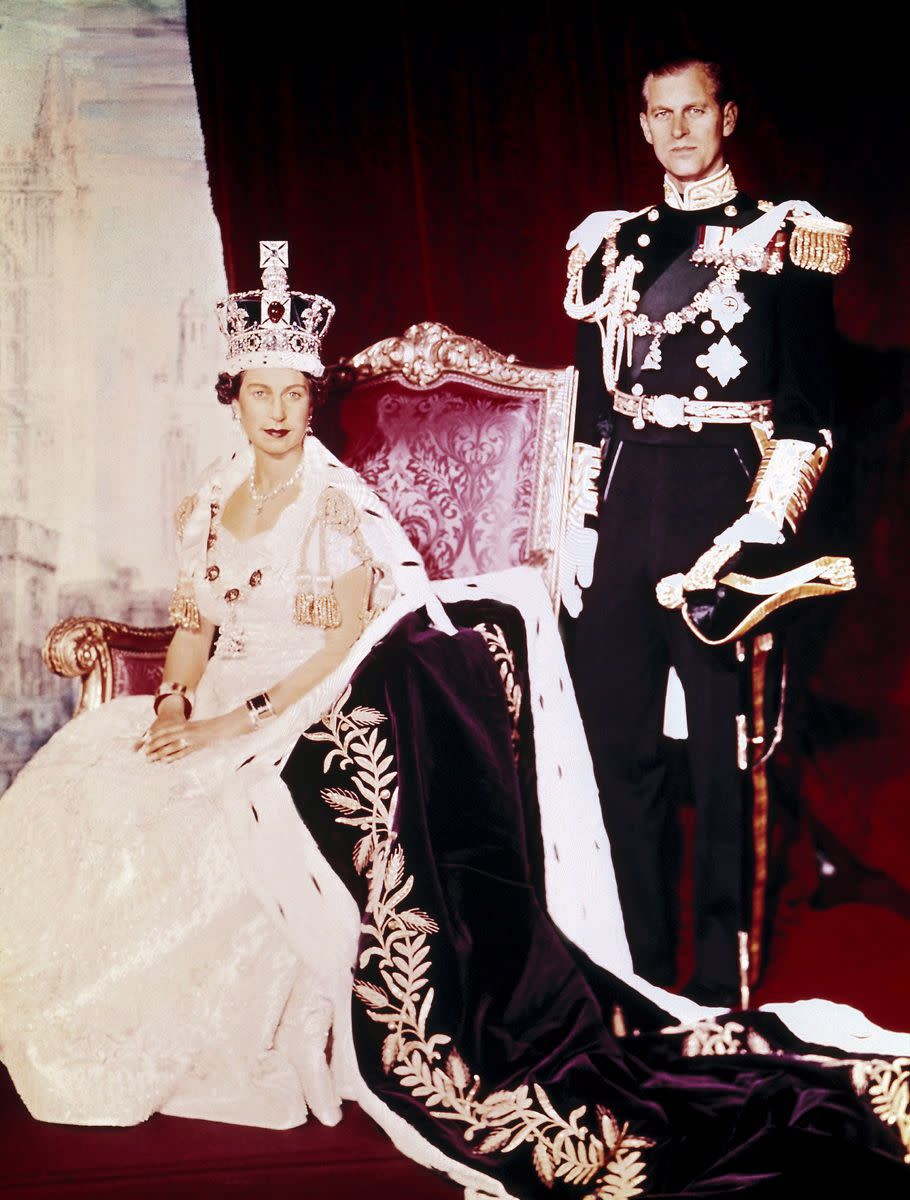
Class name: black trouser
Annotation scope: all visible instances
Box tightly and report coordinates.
[572,419,759,991]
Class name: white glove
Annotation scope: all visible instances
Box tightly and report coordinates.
[566,210,635,260]
[715,512,783,546]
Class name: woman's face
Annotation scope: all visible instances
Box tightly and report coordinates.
[234,368,312,459]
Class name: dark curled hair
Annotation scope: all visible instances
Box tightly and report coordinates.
[640,57,733,112]
[215,370,327,408]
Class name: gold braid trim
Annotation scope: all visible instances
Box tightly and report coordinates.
[170,493,201,630]
[747,424,829,533]
[295,486,377,630]
[788,214,852,275]
[664,1018,910,1164]
[655,541,741,611]
[746,638,772,986]
[563,229,623,324]
[174,493,197,539]
[308,687,654,1198]
[168,575,200,631]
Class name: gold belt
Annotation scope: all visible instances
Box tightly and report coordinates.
[613,388,772,432]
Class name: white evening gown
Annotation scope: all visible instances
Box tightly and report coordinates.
[0,470,358,1129]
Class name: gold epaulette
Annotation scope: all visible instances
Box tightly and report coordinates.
[788,213,852,275]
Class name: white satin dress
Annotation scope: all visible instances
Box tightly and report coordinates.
[0,470,359,1129]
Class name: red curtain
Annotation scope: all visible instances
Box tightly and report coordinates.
[184,2,910,1023]
[186,4,908,367]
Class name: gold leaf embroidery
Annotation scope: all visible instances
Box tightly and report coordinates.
[665,1018,910,1165]
[533,1141,556,1186]
[310,685,653,1197]
[353,980,389,1009]
[322,787,362,814]
[474,622,522,754]
[663,1019,752,1057]
[851,1060,910,1163]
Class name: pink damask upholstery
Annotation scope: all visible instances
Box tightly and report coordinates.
[326,322,576,602]
[329,377,537,579]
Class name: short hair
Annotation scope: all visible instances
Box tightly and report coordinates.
[214,369,327,408]
[640,57,732,113]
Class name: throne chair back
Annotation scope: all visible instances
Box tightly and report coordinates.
[321,321,576,606]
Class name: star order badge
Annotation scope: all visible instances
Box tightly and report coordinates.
[707,285,750,332]
[696,336,747,387]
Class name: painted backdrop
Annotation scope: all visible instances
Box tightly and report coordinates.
[0,0,231,788]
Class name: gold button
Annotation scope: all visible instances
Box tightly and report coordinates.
[637,233,651,247]
[724,204,737,216]
[648,208,660,222]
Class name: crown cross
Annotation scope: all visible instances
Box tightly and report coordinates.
[259,241,290,323]
[259,241,288,270]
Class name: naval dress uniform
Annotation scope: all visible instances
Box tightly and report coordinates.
[563,165,850,999]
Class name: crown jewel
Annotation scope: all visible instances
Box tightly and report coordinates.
[216,241,335,377]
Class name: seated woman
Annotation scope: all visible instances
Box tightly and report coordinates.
[0,242,443,1131]
[1,243,909,1198]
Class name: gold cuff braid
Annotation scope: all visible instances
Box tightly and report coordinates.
[747,425,829,533]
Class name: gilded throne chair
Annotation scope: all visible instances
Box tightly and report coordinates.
[44,322,580,712]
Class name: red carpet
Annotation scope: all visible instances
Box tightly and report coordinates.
[0,1088,460,1199]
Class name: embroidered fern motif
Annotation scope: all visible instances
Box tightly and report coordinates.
[307,683,653,1197]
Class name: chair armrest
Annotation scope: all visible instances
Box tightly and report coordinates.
[43,617,174,715]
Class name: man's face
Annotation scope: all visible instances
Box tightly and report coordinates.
[639,65,737,186]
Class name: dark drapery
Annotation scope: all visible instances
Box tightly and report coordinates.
[185,0,910,1041]
[187,4,907,366]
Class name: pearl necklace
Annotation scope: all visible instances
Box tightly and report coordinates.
[249,456,305,515]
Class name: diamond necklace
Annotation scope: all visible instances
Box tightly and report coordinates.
[249,455,305,515]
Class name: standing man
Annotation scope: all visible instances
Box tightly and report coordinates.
[563,57,850,1005]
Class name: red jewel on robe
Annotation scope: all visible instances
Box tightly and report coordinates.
[206,565,220,581]
[249,570,262,587]
[224,588,240,603]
